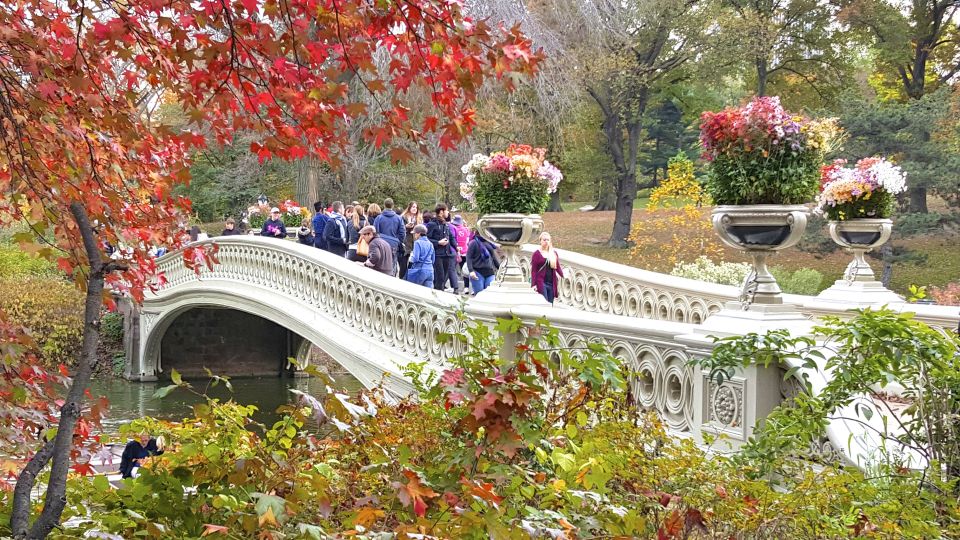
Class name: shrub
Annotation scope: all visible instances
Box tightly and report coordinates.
[630,153,724,271]
[894,211,942,237]
[770,267,825,295]
[0,276,83,367]
[100,312,124,344]
[670,256,750,286]
[929,282,960,306]
[44,315,958,539]
[0,244,56,277]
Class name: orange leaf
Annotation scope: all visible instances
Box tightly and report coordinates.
[201,524,229,537]
[395,469,438,517]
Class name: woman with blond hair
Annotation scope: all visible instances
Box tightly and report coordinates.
[530,231,563,304]
[399,201,422,278]
[366,203,382,225]
[347,204,367,262]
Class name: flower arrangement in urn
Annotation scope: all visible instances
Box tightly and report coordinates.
[700,96,839,205]
[247,199,310,229]
[460,144,562,215]
[816,158,907,220]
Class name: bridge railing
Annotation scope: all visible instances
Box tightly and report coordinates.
[153,237,469,371]
[143,237,936,469]
[520,245,960,330]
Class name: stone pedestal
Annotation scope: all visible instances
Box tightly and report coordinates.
[813,218,901,307]
[680,301,815,451]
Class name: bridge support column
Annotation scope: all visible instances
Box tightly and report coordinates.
[682,304,816,451]
[119,300,160,381]
[466,288,548,362]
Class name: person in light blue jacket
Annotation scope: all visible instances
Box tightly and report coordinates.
[404,224,434,288]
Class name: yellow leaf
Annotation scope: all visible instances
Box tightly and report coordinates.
[353,506,385,528]
[258,506,278,528]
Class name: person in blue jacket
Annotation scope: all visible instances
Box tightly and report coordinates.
[311,201,329,250]
[322,201,349,257]
[373,198,405,274]
[404,224,434,287]
[119,432,164,479]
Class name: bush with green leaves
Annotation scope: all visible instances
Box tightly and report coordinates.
[697,308,960,492]
[9,314,956,538]
[0,244,57,278]
[770,266,825,295]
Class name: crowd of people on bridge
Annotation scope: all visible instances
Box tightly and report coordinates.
[219,198,564,302]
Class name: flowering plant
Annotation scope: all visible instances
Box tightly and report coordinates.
[246,202,271,229]
[699,96,840,205]
[246,199,310,229]
[816,157,907,220]
[278,199,310,227]
[460,144,562,215]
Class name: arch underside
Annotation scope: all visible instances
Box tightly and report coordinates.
[141,281,421,396]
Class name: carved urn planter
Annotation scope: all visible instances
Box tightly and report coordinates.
[812,218,901,305]
[476,213,544,288]
[712,205,809,307]
[828,218,892,282]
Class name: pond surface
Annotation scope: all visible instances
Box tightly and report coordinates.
[90,373,364,433]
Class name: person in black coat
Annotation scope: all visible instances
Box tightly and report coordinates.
[425,203,459,292]
[466,230,500,294]
[220,218,241,236]
[322,201,349,257]
[119,432,164,478]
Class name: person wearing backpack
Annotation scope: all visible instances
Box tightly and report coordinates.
[449,215,471,293]
[322,201,349,257]
[373,198,405,275]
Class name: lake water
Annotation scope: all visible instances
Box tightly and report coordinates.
[89,373,364,432]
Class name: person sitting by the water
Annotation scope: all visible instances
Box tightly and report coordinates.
[119,432,165,479]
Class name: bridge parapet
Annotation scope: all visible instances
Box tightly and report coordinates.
[127,237,937,470]
[521,245,960,330]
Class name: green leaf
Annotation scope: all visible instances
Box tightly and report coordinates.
[170,369,182,385]
[152,385,179,399]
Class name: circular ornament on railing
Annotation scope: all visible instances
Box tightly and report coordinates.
[712,385,739,426]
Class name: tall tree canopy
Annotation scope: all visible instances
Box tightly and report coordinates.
[0,0,539,537]
[840,0,960,211]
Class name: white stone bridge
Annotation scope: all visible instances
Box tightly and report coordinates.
[126,235,958,469]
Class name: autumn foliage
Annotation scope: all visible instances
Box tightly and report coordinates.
[7,317,952,539]
[629,152,722,271]
[1,0,540,536]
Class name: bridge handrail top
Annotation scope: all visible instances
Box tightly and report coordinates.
[520,244,740,299]
[509,304,696,337]
[156,236,463,309]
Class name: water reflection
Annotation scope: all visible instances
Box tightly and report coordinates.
[90,374,364,433]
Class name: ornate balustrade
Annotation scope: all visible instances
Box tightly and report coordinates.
[127,236,939,471]
[520,245,960,330]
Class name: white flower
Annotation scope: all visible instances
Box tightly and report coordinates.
[869,160,907,195]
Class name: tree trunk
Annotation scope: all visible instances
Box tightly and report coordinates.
[592,180,616,211]
[608,173,636,248]
[908,186,928,213]
[607,114,643,247]
[12,203,112,539]
[296,157,321,206]
[880,241,893,288]
[546,190,563,212]
[757,57,768,97]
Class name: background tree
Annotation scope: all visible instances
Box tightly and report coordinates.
[840,0,960,212]
[0,0,539,537]
[720,0,855,107]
